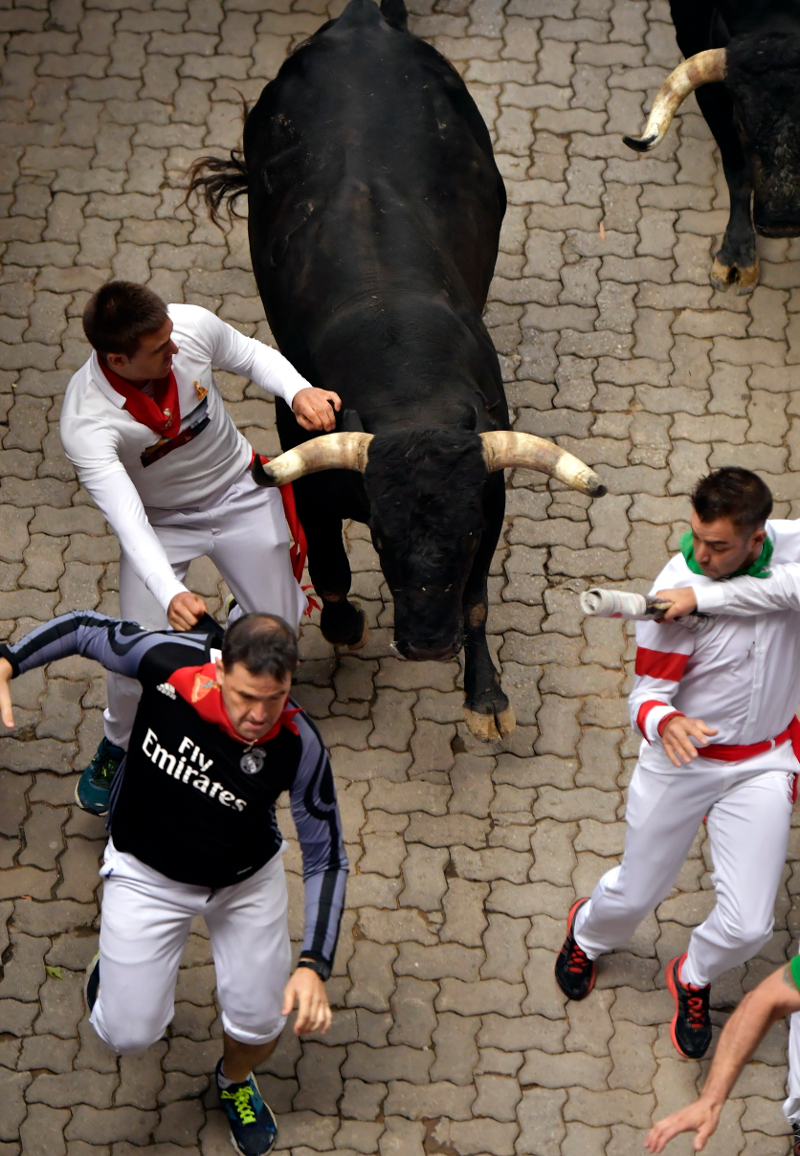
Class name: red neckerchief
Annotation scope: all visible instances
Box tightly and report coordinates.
[168,663,302,745]
[99,359,181,439]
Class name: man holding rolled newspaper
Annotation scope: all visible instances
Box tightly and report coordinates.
[556,467,800,1064]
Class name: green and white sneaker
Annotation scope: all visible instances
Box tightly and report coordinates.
[75,737,125,816]
[216,1059,278,1156]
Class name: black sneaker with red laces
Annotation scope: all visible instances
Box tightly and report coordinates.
[792,1120,800,1156]
[666,953,712,1059]
[555,897,596,1000]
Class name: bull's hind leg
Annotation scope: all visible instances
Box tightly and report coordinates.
[300,507,369,650]
[462,473,515,742]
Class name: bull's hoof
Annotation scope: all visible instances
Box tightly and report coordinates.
[347,610,369,651]
[463,704,516,742]
[711,256,759,294]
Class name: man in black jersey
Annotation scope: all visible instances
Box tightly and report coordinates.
[0,611,348,1156]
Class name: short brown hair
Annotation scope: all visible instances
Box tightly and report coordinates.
[83,281,168,358]
[692,467,773,533]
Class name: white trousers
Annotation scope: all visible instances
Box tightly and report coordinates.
[105,469,307,748]
[91,840,292,1054]
[575,741,796,988]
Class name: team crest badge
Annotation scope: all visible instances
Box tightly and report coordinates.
[194,380,208,402]
[191,672,218,703]
[240,748,266,775]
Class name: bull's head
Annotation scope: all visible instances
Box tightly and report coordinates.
[623,36,800,239]
[254,429,605,661]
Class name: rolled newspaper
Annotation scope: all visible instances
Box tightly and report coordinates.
[579,588,711,634]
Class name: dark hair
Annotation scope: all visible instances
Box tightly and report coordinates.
[691,467,773,533]
[221,613,298,680]
[82,280,169,358]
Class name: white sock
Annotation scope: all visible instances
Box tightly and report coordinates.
[217,1065,251,1088]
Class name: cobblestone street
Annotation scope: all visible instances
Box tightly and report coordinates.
[3,0,800,1152]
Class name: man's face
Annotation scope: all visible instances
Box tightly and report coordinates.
[215,659,293,743]
[105,318,179,384]
[690,511,766,579]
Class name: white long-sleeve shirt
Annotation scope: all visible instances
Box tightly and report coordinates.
[629,520,800,750]
[60,304,311,610]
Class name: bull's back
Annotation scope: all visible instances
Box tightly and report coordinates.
[245,0,505,327]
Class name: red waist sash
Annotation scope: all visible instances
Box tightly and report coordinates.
[698,715,800,763]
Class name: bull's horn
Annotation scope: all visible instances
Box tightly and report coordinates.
[623,48,727,152]
[252,431,373,486]
[480,431,606,497]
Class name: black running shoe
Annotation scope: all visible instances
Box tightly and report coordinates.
[666,953,712,1059]
[791,1120,800,1156]
[216,1059,278,1156]
[555,897,596,1000]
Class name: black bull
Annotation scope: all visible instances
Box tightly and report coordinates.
[625,0,800,294]
[189,0,604,742]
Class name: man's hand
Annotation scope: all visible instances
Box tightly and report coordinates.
[292,387,341,432]
[282,966,332,1035]
[646,1099,723,1154]
[167,591,207,631]
[655,588,699,621]
[0,657,14,730]
[662,715,718,767]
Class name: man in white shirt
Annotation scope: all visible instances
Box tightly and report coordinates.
[554,467,800,1064]
[656,535,800,1148]
[60,280,341,815]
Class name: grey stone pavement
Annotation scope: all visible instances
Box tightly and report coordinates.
[2,0,800,1152]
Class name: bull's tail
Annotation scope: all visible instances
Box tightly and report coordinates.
[380,0,407,31]
[185,117,249,228]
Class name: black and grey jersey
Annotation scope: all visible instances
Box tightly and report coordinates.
[0,611,348,976]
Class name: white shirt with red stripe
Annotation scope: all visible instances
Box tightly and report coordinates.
[631,519,800,752]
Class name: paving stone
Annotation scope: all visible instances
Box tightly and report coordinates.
[430,1012,480,1086]
[17,1103,70,1156]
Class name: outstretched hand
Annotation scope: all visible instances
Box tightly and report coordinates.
[0,657,13,729]
[282,966,332,1035]
[655,588,699,621]
[292,387,341,432]
[645,1099,722,1153]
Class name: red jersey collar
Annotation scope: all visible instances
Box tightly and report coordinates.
[99,358,181,439]
[168,662,302,745]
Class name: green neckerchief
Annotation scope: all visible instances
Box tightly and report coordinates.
[680,530,773,580]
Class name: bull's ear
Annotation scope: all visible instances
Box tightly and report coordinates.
[711,8,731,44]
[459,404,478,431]
[343,408,365,432]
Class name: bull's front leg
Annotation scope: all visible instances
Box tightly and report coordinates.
[693,83,759,294]
[462,472,515,742]
[295,503,369,650]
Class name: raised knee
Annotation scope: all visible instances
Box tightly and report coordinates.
[720,914,773,953]
[93,1011,169,1056]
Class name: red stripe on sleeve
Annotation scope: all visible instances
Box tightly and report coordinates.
[635,646,689,681]
[636,699,668,740]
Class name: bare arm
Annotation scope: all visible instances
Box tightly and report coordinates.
[647,965,800,1153]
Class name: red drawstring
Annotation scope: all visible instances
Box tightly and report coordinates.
[254,454,317,618]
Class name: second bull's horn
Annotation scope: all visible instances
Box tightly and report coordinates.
[623,48,727,152]
[252,431,373,487]
[480,431,606,497]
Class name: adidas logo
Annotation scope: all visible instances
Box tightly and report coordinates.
[157,682,176,699]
